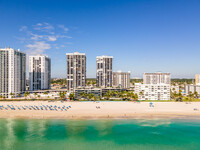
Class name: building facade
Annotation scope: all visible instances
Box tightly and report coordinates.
[75,88,102,99]
[134,72,171,100]
[184,84,200,95]
[143,72,171,84]
[96,55,113,88]
[29,55,51,91]
[0,48,26,98]
[135,83,170,100]
[112,71,130,88]
[66,52,86,91]
[195,74,200,85]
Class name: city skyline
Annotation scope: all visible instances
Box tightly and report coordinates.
[1,0,200,78]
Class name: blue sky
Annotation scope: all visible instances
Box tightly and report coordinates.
[0,0,200,78]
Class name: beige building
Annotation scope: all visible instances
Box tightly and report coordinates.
[112,71,130,88]
[135,72,171,100]
[143,72,170,84]
[195,74,200,85]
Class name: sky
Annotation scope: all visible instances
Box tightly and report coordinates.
[0,0,200,78]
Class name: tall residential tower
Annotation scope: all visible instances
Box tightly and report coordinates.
[29,55,51,91]
[66,52,86,91]
[0,48,26,98]
[96,55,113,88]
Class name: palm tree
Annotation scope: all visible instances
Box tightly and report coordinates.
[86,81,90,86]
[24,91,30,99]
[10,93,14,98]
[93,96,96,101]
[139,91,144,98]
[88,93,94,100]
[104,91,111,100]
[80,92,85,99]
[69,93,75,100]
[188,91,194,101]
[34,92,38,98]
[92,81,96,85]
[59,92,66,100]
[194,91,198,99]
[97,95,102,100]
[134,94,138,100]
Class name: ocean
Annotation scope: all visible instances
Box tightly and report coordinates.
[0,119,200,150]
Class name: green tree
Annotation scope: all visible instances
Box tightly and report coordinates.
[24,91,30,99]
[10,93,14,98]
[139,91,144,98]
[69,93,75,100]
[34,92,38,98]
[59,92,66,100]
[194,91,198,99]
[188,91,194,101]
[88,93,94,100]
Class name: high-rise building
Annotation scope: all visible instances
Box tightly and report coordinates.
[0,48,26,98]
[96,55,113,88]
[195,74,200,85]
[143,72,171,84]
[29,55,51,91]
[66,52,86,91]
[113,71,130,88]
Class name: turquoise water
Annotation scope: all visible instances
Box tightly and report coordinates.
[0,119,200,150]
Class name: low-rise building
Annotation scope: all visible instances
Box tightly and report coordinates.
[75,88,102,99]
[184,84,200,95]
[135,83,170,100]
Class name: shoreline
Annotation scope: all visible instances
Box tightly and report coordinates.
[1,101,200,120]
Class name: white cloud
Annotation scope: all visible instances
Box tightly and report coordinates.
[34,22,54,32]
[30,33,44,40]
[18,22,72,55]
[47,36,57,41]
[26,41,51,55]
[19,26,28,31]
[58,25,69,32]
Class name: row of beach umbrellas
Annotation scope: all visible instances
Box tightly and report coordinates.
[0,104,71,111]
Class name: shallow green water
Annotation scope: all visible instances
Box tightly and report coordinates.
[0,119,200,150]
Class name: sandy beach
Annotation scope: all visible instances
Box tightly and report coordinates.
[0,101,200,119]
